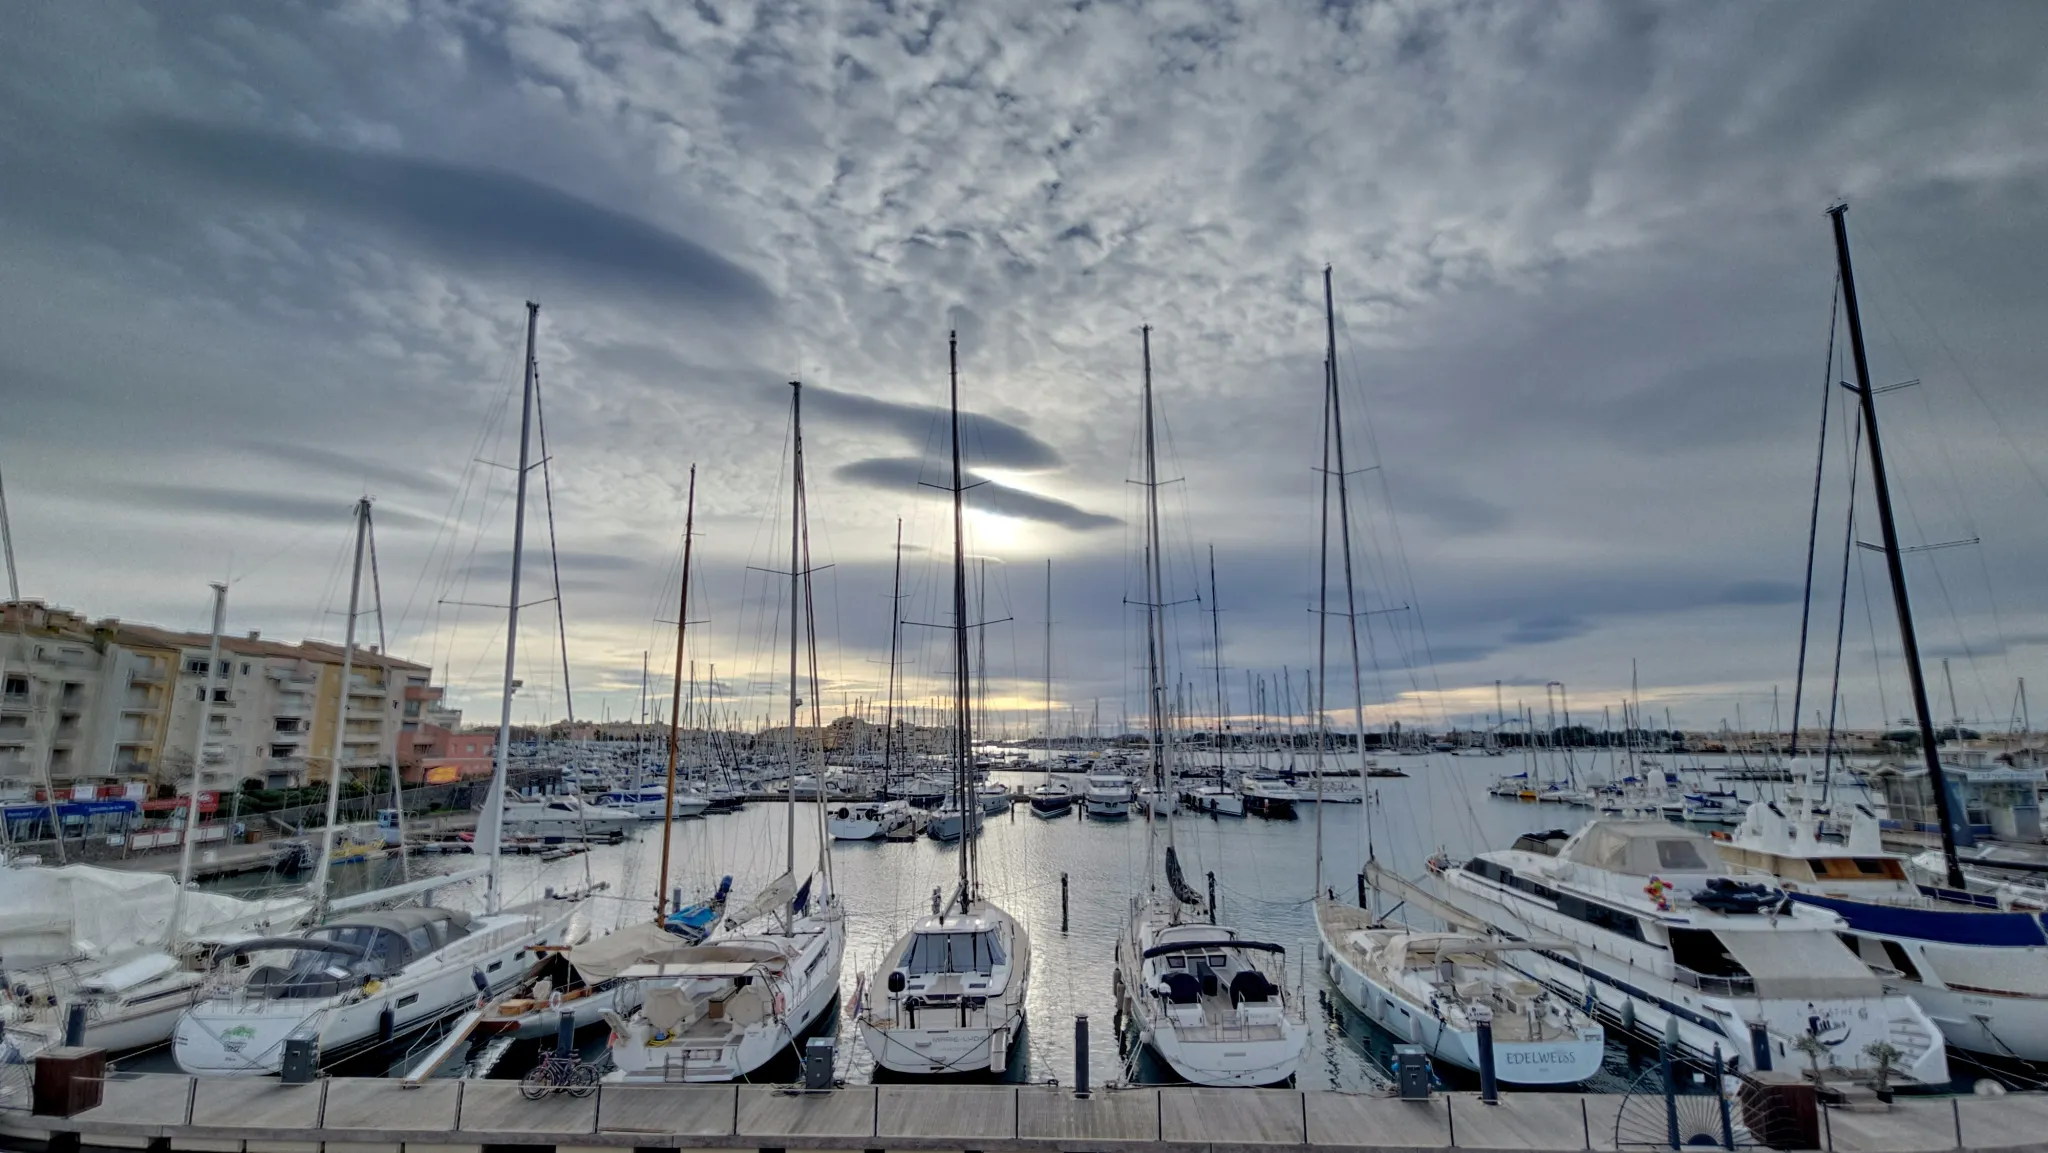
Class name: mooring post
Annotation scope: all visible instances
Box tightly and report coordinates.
[1207,871,1217,924]
[1074,1015,1090,1098]
[63,1002,87,1047]
[1061,872,1069,933]
[1661,1039,1680,1152]
[1473,1004,1498,1105]
[556,1010,576,1058]
[1714,1044,1733,1150]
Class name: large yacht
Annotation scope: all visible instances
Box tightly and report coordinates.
[1082,770,1134,819]
[1722,796,2048,1061]
[1434,819,1948,1086]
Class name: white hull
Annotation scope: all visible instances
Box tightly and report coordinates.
[858,902,1030,1075]
[605,899,845,1083]
[1182,788,1246,818]
[1114,903,1305,1087]
[172,902,578,1076]
[1084,798,1130,819]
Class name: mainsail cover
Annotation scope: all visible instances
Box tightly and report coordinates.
[0,862,313,967]
[722,872,797,929]
[1164,846,1204,909]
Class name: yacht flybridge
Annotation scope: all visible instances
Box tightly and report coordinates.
[857,332,1031,1077]
[1434,819,1949,1086]
[1112,326,1306,1088]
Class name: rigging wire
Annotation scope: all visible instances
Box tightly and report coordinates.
[1787,276,1842,756]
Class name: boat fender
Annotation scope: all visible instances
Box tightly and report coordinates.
[472,968,489,994]
[378,1004,396,1042]
[1621,1000,1636,1034]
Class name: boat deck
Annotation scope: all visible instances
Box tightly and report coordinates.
[1318,903,1564,1044]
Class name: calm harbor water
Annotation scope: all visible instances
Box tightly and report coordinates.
[168,751,1799,1092]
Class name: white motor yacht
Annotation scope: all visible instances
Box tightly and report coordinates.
[497,792,638,836]
[828,799,913,841]
[1083,772,1134,820]
[597,784,710,821]
[1180,783,1246,817]
[1434,819,1949,1086]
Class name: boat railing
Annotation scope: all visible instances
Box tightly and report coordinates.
[1670,964,1755,997]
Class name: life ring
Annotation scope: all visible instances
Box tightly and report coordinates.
[548,990,564,1011]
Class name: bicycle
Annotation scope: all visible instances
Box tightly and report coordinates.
[519,1052,600,1099]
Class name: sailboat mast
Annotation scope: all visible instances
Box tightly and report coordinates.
[786,383,803,899]
[655,466,697,922]
[483,303,539,916]
[1828,205,1965,890]
[0,465,17,602]
[169,581,228,944]
[1208,546,1226,756]
[885,519,902,786]
[1139,326,1175,878]
[1045,559,1054,774]
[1323,269,1373,858]
[948,333,975,909]
[312,498,370,912]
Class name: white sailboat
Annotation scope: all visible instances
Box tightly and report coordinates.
[1,584,314,1060]
[172,307,582,1076]
[1113,326,1306,1088]
[604,381,845,1085]
[859,336,1032,1075]
[1304,266,1604,1085]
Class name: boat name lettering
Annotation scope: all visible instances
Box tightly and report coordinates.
[1502,1050,1577,1065]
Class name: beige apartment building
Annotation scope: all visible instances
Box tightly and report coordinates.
[0,600,448,797]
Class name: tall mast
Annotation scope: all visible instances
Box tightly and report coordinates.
[0,465,18,602]
[948,333,976,909]
[1139,326,1175,888]
[655,465,697,922]
[1828,205,1965,889]
[1044,559,1054,775]
[786,382,803,918]
[1324,268,1373,863]
[169,581,227,944]
[885,519,903,786]
[1208,546,1226,758]
[311,498,369,912]
[482,303,539,915]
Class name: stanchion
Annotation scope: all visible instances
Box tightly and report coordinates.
[1207,871,1217,924]
[1074,1015,1090,1098]
[1661,1039,1680,1152]
[1714,1044,1733,1150]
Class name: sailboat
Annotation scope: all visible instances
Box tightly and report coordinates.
[1306,266,1603,1084]
[173,308,581,1075]
[1112,326,1306,1087]
[0,589,314,1058]
[603,380,846,1084]
[833,521,919,842]
[857,333,1033,1075]
[1717,206,2048,1063]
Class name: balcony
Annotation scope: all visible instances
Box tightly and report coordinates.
[113,760,152,776]
[128,666,166,685]
[266,666,318,686]
[403,685,445,703]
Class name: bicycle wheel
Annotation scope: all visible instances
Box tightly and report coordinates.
[519,1065,551,1101]
[568,1062,600,1097]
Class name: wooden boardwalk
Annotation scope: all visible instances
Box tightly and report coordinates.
[8,1073,2048,1153]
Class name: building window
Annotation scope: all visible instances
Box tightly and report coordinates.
[212,688,230,703]
[270,744,295,758]
[4,674,27,698]
[240,663,251,676]
[185,658,210,675]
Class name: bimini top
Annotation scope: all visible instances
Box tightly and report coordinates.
[1560,820,1722,877]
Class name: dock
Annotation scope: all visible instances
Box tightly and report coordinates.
[9,1073,2048,1153]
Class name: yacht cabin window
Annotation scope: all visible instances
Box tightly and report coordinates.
[905,930,1006,975]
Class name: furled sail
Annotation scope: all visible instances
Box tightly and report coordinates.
[1164,846,1204,909]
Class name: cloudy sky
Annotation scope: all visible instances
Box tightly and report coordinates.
[4,1,2046,739]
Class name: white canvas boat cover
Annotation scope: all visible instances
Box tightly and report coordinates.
[1715,929,1880,1000]
[1562,821,1723,876]
[0,862,312,968]
[565,922,708,984]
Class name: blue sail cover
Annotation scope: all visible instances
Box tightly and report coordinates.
[1789,891,2048,947]
[664,874,732,942]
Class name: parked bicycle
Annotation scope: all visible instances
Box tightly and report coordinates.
[519,1052,599,1099]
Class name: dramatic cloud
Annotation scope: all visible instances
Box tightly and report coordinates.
[2,1,2045,734]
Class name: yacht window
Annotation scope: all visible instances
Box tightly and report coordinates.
[1207,953,1229,969]
[1656,840,1711,871]
[1668,929,1748,980]
[904,930,1005,975]
[1167,955,1186,969]
[406,927,436,956]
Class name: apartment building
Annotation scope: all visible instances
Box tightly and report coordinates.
[0,600,447,796]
